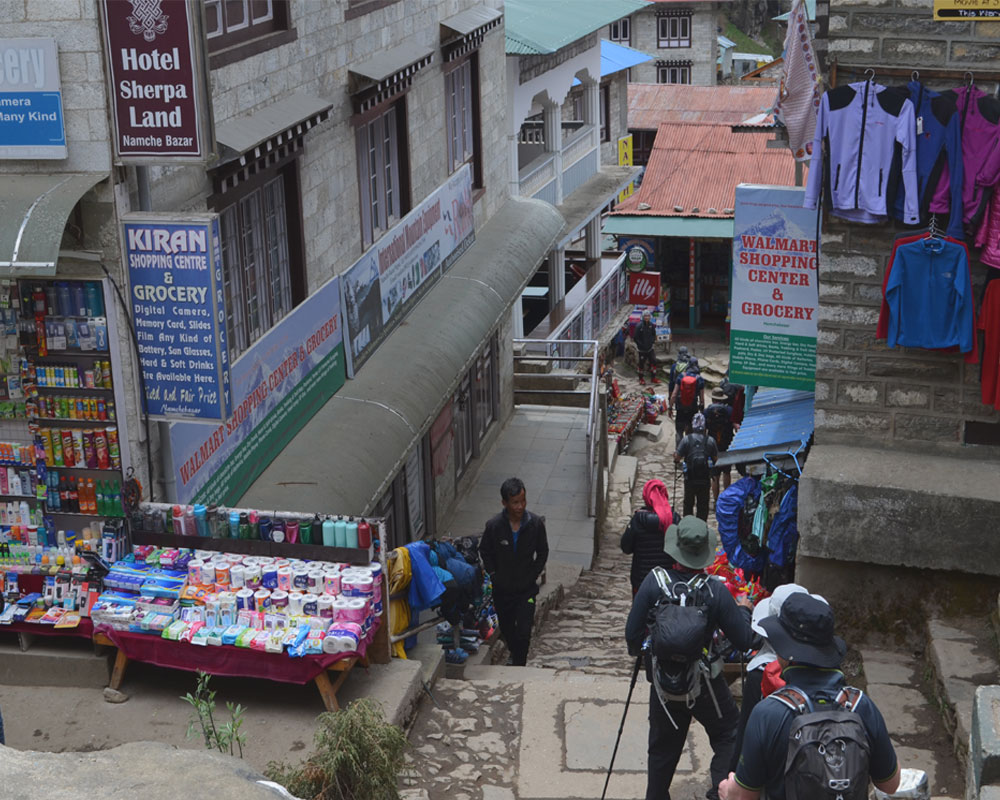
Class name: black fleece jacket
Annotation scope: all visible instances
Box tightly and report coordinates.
[479,510,548,596]
[620,509,674,592]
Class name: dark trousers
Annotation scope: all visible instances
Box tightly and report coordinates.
[646,674,740,800]
[493,591,536,666]
[731,666,764,772]
[674,409,695,444]
[683,481,710,521]
[638,349,656,378]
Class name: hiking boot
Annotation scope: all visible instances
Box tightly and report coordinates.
[638,377,646,385]
[651,376,660,384]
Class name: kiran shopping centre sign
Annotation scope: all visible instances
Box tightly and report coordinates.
[98,0,214,162]
[730,184,819,391]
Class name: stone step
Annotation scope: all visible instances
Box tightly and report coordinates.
[513,372,580,392]
[926,615,1000,766]
[610,454,638,492]
[513,390,589,408]
[0,636,110,688]
[635,422,663,442]
[514,359,553,375]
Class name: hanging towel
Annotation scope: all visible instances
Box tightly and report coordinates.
[774,0,822,162]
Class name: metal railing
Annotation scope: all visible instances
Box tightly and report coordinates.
[513,338,603,517]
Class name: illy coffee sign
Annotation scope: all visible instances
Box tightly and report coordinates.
[628,271,661,306]
[98,0,214,162]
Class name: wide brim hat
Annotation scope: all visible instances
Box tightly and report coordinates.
[711,387,727,402]
[751,583,828,636]
[663,516,717,570]
[760,593,846,669]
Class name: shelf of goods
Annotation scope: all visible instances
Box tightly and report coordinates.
[608,394,645,452]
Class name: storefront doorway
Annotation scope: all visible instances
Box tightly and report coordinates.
[656,236,731,333]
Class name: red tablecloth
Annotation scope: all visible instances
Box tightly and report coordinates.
[94,621,377,685]
[0,618,95,640]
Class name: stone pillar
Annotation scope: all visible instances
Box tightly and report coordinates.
[511,300,524,338]
[542,100,563,205]
[585,217,601,261]
[549,248,566,307]
[509,133,521,197]
[582,76,601,147]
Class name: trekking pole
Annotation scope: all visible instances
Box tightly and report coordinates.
[601,654,643,800]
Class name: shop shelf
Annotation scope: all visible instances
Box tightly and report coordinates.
[34,386,113,392]
[32,417,116,425]
[42,466,120,472]
[0,494,39,500]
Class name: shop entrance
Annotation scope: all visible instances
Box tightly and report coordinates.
[656,236,731,333]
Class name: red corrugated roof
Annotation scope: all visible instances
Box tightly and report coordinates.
[614,122,800,218]
[629,83,776,130]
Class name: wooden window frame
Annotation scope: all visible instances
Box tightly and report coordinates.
[657,14,691,49]
[206,0,297,69]
[609,17,631,45]
[443,53,484,189]
[600,83,611,143]
[354,97,411,250]
[657,63,692,85]
[345,0,403,21]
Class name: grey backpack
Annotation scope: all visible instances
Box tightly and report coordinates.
[772,685,871,800]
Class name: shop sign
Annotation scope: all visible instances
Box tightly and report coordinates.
[619,237,655,270]
[617,134,634,203]
[341,163,475,377]
[0,38,67,159]
[169,273,347,505]
[98,0,213,162]
[730,184,819,391]
[628,270,660,306]
[123,214,231,420]
[934,0,1000,18]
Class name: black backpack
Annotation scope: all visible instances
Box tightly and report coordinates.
[648,568,713,710]
[685,434,711,484]
[772,685,871,800]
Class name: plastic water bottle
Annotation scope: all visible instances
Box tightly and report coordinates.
[322,517,336,546]
[333,516,348,547]
[345,517,359,548]
[193,504,208,538]
[228,511,240,539]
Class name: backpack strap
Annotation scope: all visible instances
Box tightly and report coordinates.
[770,685,813,714]
[835,686,864,712]
[651,566,672,597]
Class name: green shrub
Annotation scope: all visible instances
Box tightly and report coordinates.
[181,671,248,759]
[265,697,407,800]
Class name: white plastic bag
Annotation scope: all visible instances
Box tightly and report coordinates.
[871,768,930,800]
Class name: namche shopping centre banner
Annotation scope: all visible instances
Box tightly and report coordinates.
[341,163,474,376]
[169,274,346,505]
[730,184,819,391]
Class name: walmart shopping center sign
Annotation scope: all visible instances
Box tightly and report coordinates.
[0,38,67,159]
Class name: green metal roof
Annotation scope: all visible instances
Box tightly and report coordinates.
[505,0,649,55]
[602,215,734,239]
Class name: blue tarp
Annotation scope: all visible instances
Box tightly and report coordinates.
[715,389,814,467]
[572,40,654,85]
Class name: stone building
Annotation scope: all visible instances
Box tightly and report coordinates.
[0,0,568,549]
[618,0,722,87]
[799,0,1000,613]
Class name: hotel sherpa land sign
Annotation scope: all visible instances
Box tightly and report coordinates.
[98,0,213,162]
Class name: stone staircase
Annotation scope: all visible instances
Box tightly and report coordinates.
[512,357,588,408]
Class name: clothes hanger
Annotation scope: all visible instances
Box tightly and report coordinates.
[965,71,975,89]
[864,68,876,83]
[911,70,919,82]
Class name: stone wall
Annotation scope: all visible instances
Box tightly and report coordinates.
[814,0,1000,452]
[601,73,630,166]
[629,5,718,87]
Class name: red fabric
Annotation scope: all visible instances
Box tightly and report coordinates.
[1,618,94,640]
[94,620,377,685]
[761,660,786,698]
[979,279,1000,409]
[642,479,672,533]
[876,232,978,363]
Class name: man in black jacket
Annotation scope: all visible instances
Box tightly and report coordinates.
[479,477,549,666]
[633,310,658,384]
[626,516,755,800]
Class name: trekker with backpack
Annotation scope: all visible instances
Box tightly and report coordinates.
[633,310,659,384]
[718,593,900,800]
[620,478,675,594]
[674,413,718,521]
[704,387,739,506]
[625,516,756,800]
[669,358,705,442]
[667,345,692,395]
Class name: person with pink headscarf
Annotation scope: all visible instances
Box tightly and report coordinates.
[620,478,675,594]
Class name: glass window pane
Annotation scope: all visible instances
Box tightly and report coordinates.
[224,0,249,31]
[219,206,246,356]
[263,177,292,322]
[250,0,272,23]
[205,0,223,37]
[239,192,265,339]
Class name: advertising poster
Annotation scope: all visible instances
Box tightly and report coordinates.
[98,0,213,161]
[341,164,474,376]
[730,184,819,391]
[0,38,66,159]
[170,274,346,505]
[123,215,231,420]
[628,271,660,306]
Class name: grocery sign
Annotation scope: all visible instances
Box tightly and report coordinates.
[0,38,67,159]
[98,0,214,162]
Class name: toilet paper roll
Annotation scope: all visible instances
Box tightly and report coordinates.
[322,633,359,654]
[333,596,368,624]
[215,562,231,586]
[277,566,292,592]
[323,572,341,596]
[262,567,278,590]
[302,593,319,616]
[254,589,271,611]
[306,569,323,592]
[287,592,305,616]
[235,588,255,611]
[292,566,309,591]
[244,565,262,589]
[187,559,204,584]
[343,574,374,598]
[199,561,216,586]
[368,561,382,580]
[317,594,336,619]
[230,564,246,588]
[270,590,289,611]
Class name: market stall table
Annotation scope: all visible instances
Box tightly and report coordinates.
[93,621,378,711]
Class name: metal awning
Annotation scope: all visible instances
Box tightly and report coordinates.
[602,214,735,239]
[555,165,641,249]
[350,41,434,86]
[715,389,815,467]
[239,196,566,515]
[214,93,332,162]
[0,173,107,276]
[442,6,502,37]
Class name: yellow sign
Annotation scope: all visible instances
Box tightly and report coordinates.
[617,134,634,203]
[934,0,1000,18]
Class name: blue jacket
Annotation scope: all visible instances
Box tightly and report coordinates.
[885,237,973,352]
[888,81,963,238]
[805,81,919,225]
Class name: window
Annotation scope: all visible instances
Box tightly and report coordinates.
[356,100,409,249]
[609,17,631,44]
[475,341,497,439]
[657,64,691,85]
[600,84,610,143]
[445,55,482,186]
[657,14,691,48]
[376,435,435,550]
[204,0,295,65]
[454,335,498,479]
[345,0,402,20]
[453,372,475,478]
[218,165,303,360]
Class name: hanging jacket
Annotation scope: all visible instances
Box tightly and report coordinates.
[620,508,674,592]
[404,541,446,612]
[886,81,963,238]
[766,483,799,569]
[804,80,918,225]
[715,477,766,574]
[930,85,1000,234]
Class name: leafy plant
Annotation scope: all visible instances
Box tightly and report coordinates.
[181,670,248,758]
[265,697,407,800]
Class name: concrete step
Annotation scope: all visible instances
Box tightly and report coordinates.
[0,637,110,688]
[513,372,580,392]
[610,454,638,493]
[926,615,1000,765]
[514,359,553,375]
[635,422,663,442]
[513,390,589,408]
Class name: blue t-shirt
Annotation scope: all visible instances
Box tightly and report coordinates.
[734,665,898,800]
